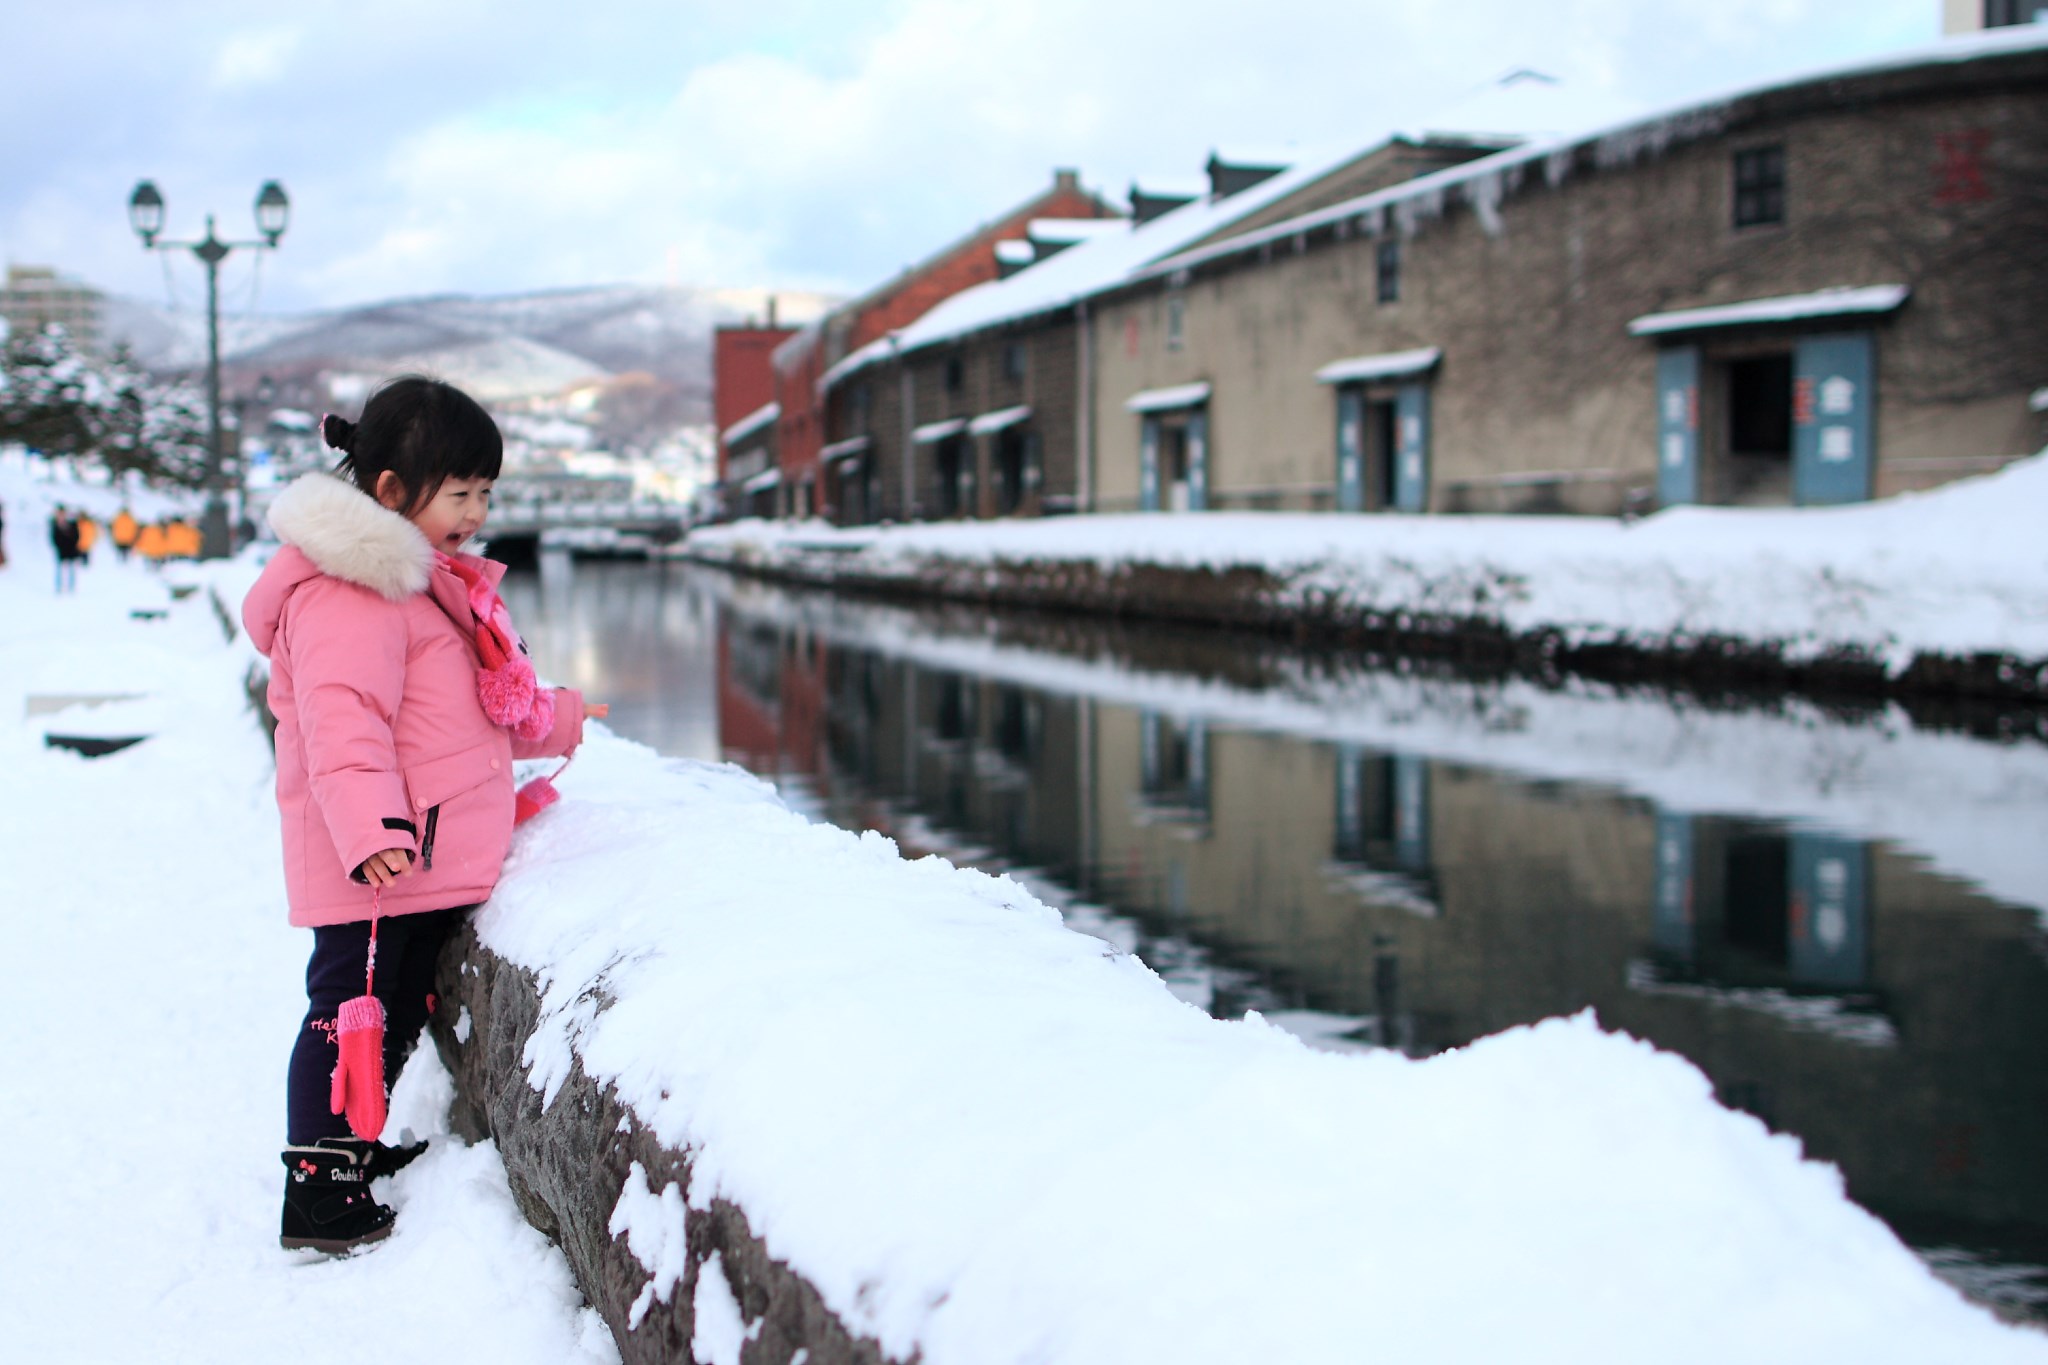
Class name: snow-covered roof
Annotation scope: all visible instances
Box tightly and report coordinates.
[821,435,871,461]
[911,417,968,443]
[1628,285,1910,336]
[2032,388,2048,413]
[722,402,780,447]
[741,467,781,493]
[822,137,1432,389]
[1400,68,1643,145]
[1028,218,1126,245]
[1125,381,1212,413]
[995,240,1037,266]
[1142,24,2048,287]
[968,405,1031,435]
[1315,347,1443,385]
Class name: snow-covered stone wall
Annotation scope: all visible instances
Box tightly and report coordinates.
[431,923,889,1365]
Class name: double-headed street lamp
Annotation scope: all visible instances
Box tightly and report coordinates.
[128,179,289,558]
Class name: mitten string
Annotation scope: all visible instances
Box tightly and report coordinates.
[366,886,381,997]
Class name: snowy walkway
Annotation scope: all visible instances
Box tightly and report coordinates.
[0,467,614,1363]
[687,449,2048,678]
[5,459,2045,1362]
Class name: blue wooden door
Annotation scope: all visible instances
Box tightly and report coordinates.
[1186,408,1209,512]
[1393,382,1429,512]
[1788,834,1868,988]
[1793,332,1874,506]
[1336,388,1365,512]
[1656,347,1700,506]
[1139,416,1160,512]
[1651,812,1695,960]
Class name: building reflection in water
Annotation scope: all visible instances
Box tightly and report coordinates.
[502,558,2048,1323]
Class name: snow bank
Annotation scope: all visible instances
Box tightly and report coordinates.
[472,730,2046,1363]
[0,455,616,1363]
[686,450,2048,677]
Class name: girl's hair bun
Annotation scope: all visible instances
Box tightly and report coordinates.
[321,413,357,454]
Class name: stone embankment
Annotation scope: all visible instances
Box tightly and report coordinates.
[681,540,2048,715]
[429,926,889,1365]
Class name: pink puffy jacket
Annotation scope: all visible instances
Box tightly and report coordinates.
[243,473,583,927]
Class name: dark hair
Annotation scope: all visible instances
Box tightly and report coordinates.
[323,375,502,515]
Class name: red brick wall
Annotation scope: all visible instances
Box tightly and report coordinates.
[845,183,1117,352]
[714,326,796,481]
[777,173,1119,517]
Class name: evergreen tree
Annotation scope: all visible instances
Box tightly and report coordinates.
[0,324,212,486]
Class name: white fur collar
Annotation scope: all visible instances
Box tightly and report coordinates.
[266,471,433,601]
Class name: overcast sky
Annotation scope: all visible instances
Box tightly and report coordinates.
[4,1,1941,315]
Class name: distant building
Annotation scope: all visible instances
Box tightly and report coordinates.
[1944,0,2047,34]
[0,265,103,353]
[1085,30,2048,515]
[769,168,1122,522]
[713,313,798,519]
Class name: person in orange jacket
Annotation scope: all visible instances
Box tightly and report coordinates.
[75,515,98,558]
[134,522,168,563]
[167,520,203,559]
[111,508,139,561]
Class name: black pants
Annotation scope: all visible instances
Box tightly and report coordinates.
[286,906,469,1145]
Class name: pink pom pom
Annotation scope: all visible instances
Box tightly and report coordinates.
[476,654,538,725]
[513,684,556,742]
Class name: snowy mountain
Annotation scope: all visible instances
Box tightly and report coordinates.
[102,284,834,418]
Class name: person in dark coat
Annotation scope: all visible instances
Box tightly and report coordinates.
[49,505,80,593]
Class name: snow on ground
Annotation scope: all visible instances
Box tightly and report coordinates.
[8,453,2045,1363]
[0,459,615,1363]
[687,447,2048,672]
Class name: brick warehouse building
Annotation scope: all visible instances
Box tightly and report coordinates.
[760,170,1120,521]
[816,129,1521,524]
[1084,27,2048,516]
[812,28,2046,523]
[712,311,796,519]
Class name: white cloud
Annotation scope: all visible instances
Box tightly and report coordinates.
[0,0,1939,312]
[210,27,303,91]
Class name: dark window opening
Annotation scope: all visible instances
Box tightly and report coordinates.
[1375,239,1401,303]
[1727,355,1793,459]
[1367,399,1398,507]
[1166,292,1186,351]
[944,355,965,391]
[1159,421,1192,511]
[1002,342,1027,382]
[935,435,973,517]
[1722,830,1790,963]
[996,428,1030,514]
[1984,0,2033,27]
[1733,145,1785,228]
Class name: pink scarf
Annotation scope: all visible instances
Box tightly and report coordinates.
[437,553,556,743]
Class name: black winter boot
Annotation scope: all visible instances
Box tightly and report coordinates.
[280,1138,396,1253]
[365,1131,429,1177]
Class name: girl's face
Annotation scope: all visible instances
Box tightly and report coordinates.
[408,475,494,552]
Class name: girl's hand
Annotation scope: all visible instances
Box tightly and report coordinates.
[584,701,609,719]
[361,848,414,887]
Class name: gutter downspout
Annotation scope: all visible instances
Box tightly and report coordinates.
[896,338,915,521]
[1076,299,1094,513]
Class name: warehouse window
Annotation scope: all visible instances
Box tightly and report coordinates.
[1733,145,1785,228]
[1376,239,1401,304]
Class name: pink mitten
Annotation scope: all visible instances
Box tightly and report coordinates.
[330,994,388,1141]
[514,775,560,825]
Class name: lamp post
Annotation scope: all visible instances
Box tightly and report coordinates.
[128,179,289,558]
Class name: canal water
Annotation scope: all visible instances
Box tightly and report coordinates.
[500,553,2048,1324]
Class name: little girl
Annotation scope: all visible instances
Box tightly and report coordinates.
[242,376,603,1254]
